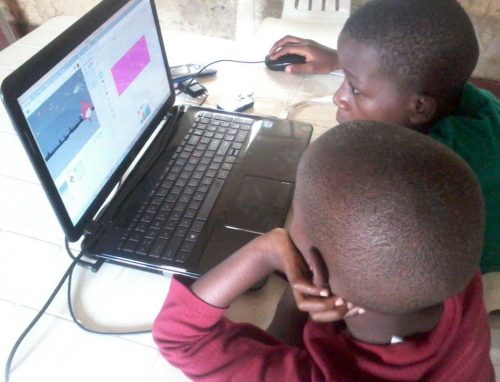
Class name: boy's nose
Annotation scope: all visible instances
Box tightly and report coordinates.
[333,83,349,111]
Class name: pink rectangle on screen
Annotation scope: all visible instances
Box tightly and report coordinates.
[111,36,151,96]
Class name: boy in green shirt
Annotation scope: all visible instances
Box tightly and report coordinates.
[269,0,500,273]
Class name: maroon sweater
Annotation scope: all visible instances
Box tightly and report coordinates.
[153,273,493,381]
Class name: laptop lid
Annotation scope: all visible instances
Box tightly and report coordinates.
[1,0,175,241]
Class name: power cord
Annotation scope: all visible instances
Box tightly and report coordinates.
[64,237,100,270]
[4,251,84,382]
[66,252,151,335]
[5,241,152,382]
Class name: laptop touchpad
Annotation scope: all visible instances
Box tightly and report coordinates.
[225,176,292,233]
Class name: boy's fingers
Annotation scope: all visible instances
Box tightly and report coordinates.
[269,44,312,61]
[286,63,316,75]
[297,297,346,314]
[270,35,303,53]
[345,307,366,318]
[310,310,348,322]
[292,281,329,297]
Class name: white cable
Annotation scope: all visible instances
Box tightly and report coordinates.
[280,95,333,119]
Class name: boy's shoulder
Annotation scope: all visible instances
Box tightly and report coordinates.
[460,82,500,114]
[430,82,500,147]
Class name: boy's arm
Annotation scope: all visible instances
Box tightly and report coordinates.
[191,228,319,307]
[152,228,321,381]
[268,35,340,74]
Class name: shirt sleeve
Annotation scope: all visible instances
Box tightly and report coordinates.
[152,277,313,382]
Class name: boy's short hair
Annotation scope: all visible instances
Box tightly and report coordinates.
[295,121,484,314]
[341,0,479,109]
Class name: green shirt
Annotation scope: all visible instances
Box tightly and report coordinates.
[430,83,500,274]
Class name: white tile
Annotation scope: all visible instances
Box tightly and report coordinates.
[0,132,39,182]
[0,100,17,135]
[38,16,77,32]
[1,300,171,382]
[0,44,40,70]
[0,176,64,242]
[14,27,66,49]
[69,266,171,348]
[0,65,13,82]
[0,227,166,330]
[144,355,191,382]
[0,232,69,314]
[0,114,16,135]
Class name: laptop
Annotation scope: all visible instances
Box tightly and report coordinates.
[1,0,312,278]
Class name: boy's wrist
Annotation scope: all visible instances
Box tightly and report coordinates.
[257,228,292,274]
[190,232,280,308]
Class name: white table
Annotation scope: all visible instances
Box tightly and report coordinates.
[0,16,342,382]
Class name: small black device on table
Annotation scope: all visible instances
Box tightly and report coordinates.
[170,63,217,83]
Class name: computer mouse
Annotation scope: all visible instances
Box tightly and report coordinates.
[264,53,306,71]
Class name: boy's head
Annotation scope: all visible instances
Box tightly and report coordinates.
[334,0,479,131]
[293,120,484,314]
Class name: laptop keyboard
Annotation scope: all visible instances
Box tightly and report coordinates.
[118,111,253,264]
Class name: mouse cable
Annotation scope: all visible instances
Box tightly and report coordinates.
[176,59,264,97]
[280,95,334,119]
[4,251,84,382]
[280,71,345,119]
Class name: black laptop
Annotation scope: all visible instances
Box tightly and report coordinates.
[1,0,312,278]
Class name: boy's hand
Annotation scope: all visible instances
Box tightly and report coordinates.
[265,229,364,322]
[268,35,340,74]
[292,283,365,322]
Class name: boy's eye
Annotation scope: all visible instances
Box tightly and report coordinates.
[349,82,361,96]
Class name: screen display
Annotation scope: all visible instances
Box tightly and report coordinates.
[17,0,170,225]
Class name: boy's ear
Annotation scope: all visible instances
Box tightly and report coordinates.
[409,95,437,125]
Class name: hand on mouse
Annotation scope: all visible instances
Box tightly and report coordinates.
[269,35,340,74]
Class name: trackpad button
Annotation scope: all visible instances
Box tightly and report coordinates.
[226,176,292,233]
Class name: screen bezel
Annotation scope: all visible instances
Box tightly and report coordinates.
[1,0,176,241]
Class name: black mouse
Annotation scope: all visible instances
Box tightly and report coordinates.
[264,54,306,71]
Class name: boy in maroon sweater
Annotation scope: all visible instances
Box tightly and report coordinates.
[153,121,493,381]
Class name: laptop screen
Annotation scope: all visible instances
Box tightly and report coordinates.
[16,0,170,226]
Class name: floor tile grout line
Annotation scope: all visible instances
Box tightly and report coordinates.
[0,173,40,185]
[0,229,63,248]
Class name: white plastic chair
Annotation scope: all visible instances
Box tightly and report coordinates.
[282,0,351,23]
[236,0,350,51]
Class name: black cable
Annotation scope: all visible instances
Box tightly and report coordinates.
[4,251,84,382]
[176,59,264,97]
[66,262,151,336]
[5,243,152,381]
[64,237,97,269]
[65,237,150,334]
